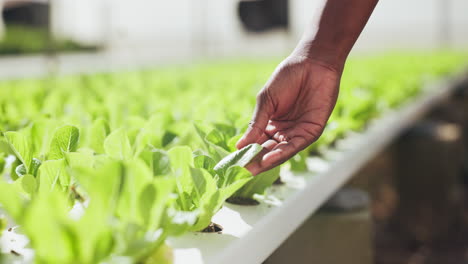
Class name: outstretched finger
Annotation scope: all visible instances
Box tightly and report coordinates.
[246,139,279,175]
[263,137,308,165]
[255,137,309,175]
[236,93,272,149]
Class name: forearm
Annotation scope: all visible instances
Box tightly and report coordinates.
[292,0,378,72]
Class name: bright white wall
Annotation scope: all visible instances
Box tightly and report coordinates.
[51,0,468,58]
[356,0,442,51]
[105,0,291,58]
[51,0,108,45]
[108,0,192,48]
[290,0,468,52]
[450,0,468,49]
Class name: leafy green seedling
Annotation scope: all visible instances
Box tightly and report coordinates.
[4,131,33,173]
[48,125,80,160]
[88,118,110,154]
[214,143,280,201]
[104,128,133,160]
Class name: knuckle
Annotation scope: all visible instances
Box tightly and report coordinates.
[255,91,266,102]
[311,125,326,140]
[257,88,273,102]
[247,121,262,131]
[255,90,274,112]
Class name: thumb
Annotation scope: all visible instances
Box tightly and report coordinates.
[236,92,271,149]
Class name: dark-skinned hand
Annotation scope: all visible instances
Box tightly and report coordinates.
[236,56,342,175]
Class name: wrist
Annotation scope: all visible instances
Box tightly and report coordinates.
[290,41,348,74]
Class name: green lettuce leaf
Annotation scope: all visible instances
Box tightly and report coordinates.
[4,131,33,172]
[104,128,133,160]
[88,118,110,154]
[214,143,280,199]
[233,166,280,199]
[37,159,66,193]
[213,143,262,178]
[48,125,80,160]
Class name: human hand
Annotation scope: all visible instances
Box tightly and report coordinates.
[236,56,342,175]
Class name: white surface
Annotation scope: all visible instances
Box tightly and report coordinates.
[168,73,467,264]
[0,228,34,263]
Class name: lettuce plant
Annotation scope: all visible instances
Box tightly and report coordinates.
[214,144,280,203]
[0,155,184,264]
[166,146,252,231]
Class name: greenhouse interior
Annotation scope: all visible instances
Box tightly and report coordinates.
[0,0,467,263]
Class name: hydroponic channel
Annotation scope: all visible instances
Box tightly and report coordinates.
[170,73,468,264]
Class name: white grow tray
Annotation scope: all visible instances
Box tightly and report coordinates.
[169,74,467,264]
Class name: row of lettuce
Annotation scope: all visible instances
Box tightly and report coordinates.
[0,52,466,263]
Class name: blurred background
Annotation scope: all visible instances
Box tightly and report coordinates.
[0,0,466,77]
